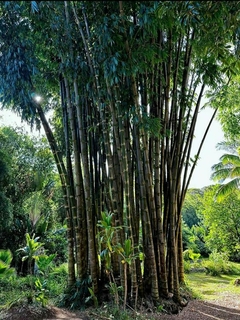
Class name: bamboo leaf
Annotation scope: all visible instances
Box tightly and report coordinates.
[31,1,39,13]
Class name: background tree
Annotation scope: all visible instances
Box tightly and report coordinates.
[0,126,62,268]
[182,189,203,228]
[211,142,240,199]
[0,147,13,246]
[201,185,240,261]
[212,75,240,142]
[181,188,209,257]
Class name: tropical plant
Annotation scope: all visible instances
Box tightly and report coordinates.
[59,276,93,310]
[35,254,56,276]
[17,233,44,275]
[115,238,139,310]
[97,212,123,307]
[16,233,58,306]
[0,249,15,278]
[211,147,240,200]
[16,233,44,303]
[34,278,49,307]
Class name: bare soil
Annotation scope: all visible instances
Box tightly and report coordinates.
[156,295,240,320]
[1,294,240,319]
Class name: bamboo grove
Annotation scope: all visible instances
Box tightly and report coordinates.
[0,1,239,305]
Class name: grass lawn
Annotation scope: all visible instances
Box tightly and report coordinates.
[185,264,240,301]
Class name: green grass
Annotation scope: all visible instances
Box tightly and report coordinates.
[185,263,240,301]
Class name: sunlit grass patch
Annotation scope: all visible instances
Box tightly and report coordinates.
[185,269,240,301]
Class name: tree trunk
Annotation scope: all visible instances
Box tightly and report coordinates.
[35,102,75,287]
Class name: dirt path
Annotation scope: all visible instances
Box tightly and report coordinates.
[158,300,240,320]
[1,295,240,319]
[44,299,240,320]
[49,295,240,320]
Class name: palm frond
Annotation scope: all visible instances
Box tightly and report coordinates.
[220,154,240,166]
[211,162,225,171]
[230,167,240,179]
[216,141,238,153]
[215,178,240,201]
[211,168,232,182]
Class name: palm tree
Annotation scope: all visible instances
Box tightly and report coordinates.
[211,145,240,200]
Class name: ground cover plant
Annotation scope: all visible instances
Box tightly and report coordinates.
[0,262,67,309]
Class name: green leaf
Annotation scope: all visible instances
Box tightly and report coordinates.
[0,262,7,274]
[0,249,13,265]
[31,1,39,13]
[124,239,132,257]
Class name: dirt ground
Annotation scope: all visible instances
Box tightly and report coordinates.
[156,296,240,320]
[1,294,240,320]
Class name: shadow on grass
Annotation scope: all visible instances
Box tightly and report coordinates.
[185,271,240,303]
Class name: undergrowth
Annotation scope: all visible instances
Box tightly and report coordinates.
[1,259,240,319]
[0,264,67,308]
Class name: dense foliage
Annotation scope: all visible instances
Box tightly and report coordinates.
[182,185,240,262]
[203,186,240,261]
[0,126,66,268]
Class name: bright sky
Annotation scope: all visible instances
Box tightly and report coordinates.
[0,108,224,189]
[0,109,24,127]
[189,107,224,188]
[0,109,44,137]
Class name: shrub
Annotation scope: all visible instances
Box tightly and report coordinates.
[183,249,201,262]
[43,228,67,264]
[49,263,68,279]
[184,260,191,273]
[203,251,234,276]
[59,276,93,310]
